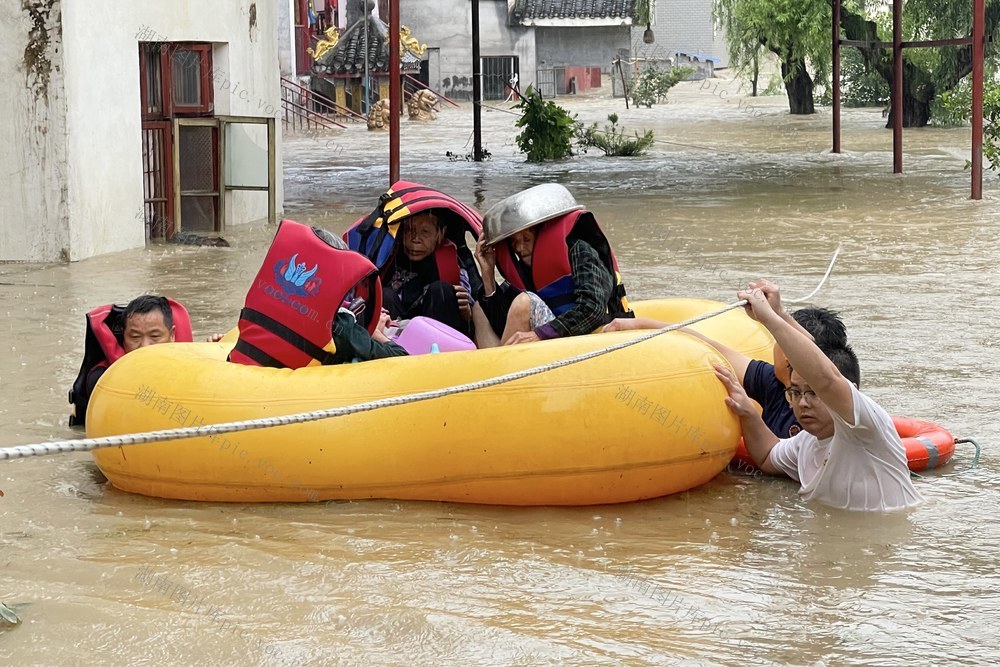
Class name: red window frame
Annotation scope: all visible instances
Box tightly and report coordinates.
[161,43,214,116]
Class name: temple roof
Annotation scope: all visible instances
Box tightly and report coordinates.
[508,0,638,26]
[316,13,421,76]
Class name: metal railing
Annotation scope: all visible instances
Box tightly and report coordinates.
[279,77,363,131]
[402,74,461,107]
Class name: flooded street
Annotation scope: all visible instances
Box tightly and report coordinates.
[2,77,999,665]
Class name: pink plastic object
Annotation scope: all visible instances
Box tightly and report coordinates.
[392,316,476,355]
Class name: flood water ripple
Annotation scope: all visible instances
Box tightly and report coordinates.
[2,81,999,665]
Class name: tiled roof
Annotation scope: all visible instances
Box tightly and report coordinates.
[509,0,638,23]
[316,15,420,76]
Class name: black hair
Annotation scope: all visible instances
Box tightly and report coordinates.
[793,307,847,349]
[821,342,861,388]
[125,295,174,330]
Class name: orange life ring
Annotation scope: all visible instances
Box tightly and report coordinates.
[731,416,955,474]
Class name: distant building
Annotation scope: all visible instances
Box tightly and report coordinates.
[636,0,729,69]
[400,0,638,101]
[0,2,282,262]
[311,1,424,114]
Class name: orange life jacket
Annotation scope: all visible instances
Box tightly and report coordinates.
[228,219,382,369]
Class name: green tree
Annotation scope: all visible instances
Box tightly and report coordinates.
[715,0,1000,126]
[714,0,832,114]
[514,85,577,162]
[840,0,1000,127]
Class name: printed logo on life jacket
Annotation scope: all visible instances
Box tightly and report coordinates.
[273,253,322,298]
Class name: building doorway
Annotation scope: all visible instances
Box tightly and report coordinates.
[138,41,216,238]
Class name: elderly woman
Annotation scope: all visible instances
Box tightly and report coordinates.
[345,181,484,336]
[472,184,632,347]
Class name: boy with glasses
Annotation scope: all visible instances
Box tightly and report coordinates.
[714,280,922,512]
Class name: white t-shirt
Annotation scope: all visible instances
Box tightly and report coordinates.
[766,384,924,512]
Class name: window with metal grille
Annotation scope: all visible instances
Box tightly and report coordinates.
[481,56,519,101]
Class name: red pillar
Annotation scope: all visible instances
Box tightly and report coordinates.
[832,0,842,153]
[388,0,400,184]
[892,0,903,173]
[296,0,311,76]
[971,0,985,200]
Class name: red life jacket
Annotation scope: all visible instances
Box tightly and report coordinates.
[494,210,631,318]
[68,298,193,427]
[228,219,383,369]
[386,239,460,285]
[345,180,482,297]
[434,242,460,285]
[345,180,483,270]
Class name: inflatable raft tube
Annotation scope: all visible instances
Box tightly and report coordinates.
[88,298,774,505]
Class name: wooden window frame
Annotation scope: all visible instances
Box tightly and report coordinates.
[161,43,214,117]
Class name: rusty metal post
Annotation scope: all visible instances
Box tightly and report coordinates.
[892,0,903,173]
[833,0,842,153]
[971,0,985,200]
[389,0,401,184]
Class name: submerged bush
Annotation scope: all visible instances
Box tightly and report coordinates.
[630,66,694,108]
[514,85,577,162]
[577,113,655,156]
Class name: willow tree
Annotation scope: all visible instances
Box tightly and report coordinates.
[716,0,999,125]
[840,0,1000,127]
[713,0,831,114]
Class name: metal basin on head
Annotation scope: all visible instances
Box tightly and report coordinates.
[483,183,584,245]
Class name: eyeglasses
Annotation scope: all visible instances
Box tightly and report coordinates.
[784,387,819,404]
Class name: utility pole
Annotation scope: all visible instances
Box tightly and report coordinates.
[471,0,483,161]
[363,1,370,114]
[389,0,400,182]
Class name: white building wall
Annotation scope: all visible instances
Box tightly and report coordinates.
[1,0,281,262]
[277,0,295,77]
[402,0,536,98]
[0,1,70,262]
[642,0,728,68]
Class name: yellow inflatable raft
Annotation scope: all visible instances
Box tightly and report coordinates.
[88,299,772,505]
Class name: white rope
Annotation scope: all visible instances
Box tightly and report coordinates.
[785,244,841,304]
[0,249,841,461]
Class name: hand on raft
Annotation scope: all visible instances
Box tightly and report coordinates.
[602,318,641,333]
[504,331,540,346]
[712,362,758,419]
[206,333,226,343]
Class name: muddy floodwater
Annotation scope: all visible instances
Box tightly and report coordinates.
[2,78,999,665]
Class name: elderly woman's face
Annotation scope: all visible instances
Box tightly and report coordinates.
[510,228,538,266]
[401,214,443,261]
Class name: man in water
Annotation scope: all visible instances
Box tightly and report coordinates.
[714,280,922,512]
[70,295,185,426]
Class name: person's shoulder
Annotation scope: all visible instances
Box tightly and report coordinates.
[744,358,778,393]
[832,383,897,444]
